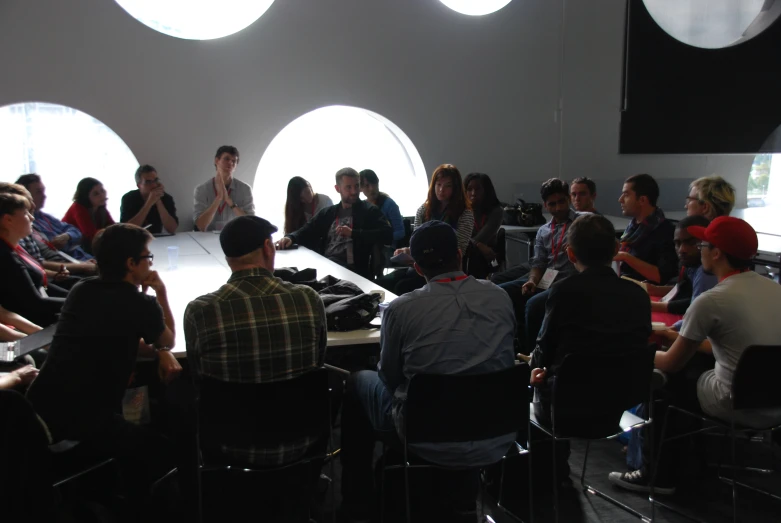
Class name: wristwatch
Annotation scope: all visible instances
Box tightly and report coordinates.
[157,346,172,353]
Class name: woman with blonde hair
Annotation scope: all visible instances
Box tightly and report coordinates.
[685,175,736,219]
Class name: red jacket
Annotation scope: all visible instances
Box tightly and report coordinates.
[62,202,115,246]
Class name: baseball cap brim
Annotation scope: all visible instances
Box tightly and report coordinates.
[686,225,709,243]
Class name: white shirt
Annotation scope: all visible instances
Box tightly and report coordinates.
[680,271,781,427]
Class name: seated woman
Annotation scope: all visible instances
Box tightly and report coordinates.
[463,172,503,279]
[62,177,114,253]
[684,175,735,220]
[283,176,333,235]
[379,164,474,294]
[0,187,66,327]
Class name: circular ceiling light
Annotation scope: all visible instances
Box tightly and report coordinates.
[115,0,275,40]
[642,0,778,49]
[439,0,513,16]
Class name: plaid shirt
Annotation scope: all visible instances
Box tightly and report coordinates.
[19,235,45,262]
[184,267,327,465]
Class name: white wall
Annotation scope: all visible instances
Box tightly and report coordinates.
[0,0,754,227]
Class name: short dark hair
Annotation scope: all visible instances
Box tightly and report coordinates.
[215,145,240,164]
[567,214,617,267]
[625,173,659,207]
[359,169,379,186]
[571,177,596,195]
[15,173,41,190]
[335,167,359,185]
[73,177,103,208]
[134,164,157,185]
[540,178,570,202]
[724,252,754,271]
[93,224,153,281]
[675,215,710,231]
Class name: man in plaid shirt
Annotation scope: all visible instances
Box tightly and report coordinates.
[185,216,327,466]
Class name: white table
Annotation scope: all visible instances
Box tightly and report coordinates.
[149,232,397,357]
[666,208,781,237]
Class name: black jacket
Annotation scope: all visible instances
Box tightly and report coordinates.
[0,241,65,326]
[287,200,393,278]
[530,265,652,376]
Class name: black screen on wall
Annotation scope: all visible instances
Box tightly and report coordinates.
[620,0,781,154]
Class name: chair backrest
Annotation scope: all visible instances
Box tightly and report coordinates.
[732,345,781,411]
[552,347,654,438]
[495,227,506,263]
[404,364,530,444]
[196,367,330,453]
[398,218,413,249]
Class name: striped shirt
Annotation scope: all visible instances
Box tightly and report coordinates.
[184,267,327,465]
[414,204,474,254]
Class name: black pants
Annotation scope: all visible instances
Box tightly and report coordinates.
[376,268,426,295]
[643,353,715,485]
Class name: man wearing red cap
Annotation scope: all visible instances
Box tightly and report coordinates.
[611,217,781,494]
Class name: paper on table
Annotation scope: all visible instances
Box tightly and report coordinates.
[659,284,679,303]
[621,276,647,291]
[652,322,667,331]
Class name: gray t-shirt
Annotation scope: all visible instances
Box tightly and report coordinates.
[324,206,353,266]
[680,271,781,427]
[192,177,255,231]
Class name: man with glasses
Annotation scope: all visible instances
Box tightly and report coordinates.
[120,164,179,234]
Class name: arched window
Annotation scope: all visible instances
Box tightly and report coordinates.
[749,153,780,207]
[438,0,513,16]
[115,0,275,40]
[642,0,780,49]
[253,105,428,237]
[0,102,139,220]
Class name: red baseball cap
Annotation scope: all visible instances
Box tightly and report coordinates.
[687,216,758,261]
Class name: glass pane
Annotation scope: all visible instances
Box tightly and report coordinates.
[0,102,139,220]
[115,0,275,40]
[253,105,428,238]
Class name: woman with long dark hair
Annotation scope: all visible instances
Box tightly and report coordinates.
[463,172,503,278]
[379,164,474,294]
[283,176,333,235]
[62,177,115,253]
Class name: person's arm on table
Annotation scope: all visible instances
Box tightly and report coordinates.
[613,251,662,283]
[193,181,222,232]
[156,194,179,234]
[0,306,42,335]
[646,283,674,297]
[142,271,180,384]
[278,208,327,250]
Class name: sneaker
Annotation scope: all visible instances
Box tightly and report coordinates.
[608,469,676,495]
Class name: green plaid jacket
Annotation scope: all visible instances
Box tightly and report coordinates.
[185,267,327,465]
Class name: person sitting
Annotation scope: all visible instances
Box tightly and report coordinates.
[15,173,93,261]
[647,215,717,315]
[276,168,393,279]
[529,214,651,397]
[185,216,327,466]
[193,145,255,231]
[570,176,599,214]
[26,223,181,515]
[62,177,115,253]
[610,216,781,494]
[358,169,404,247]
[339,220,516,521]
[498,178,579,351]
[379,164,474,294]
[684,175,735,220]
[120,164,179,234]
[0,187,66,327]
[463,172,503,279]
[615,173,677,284]
[283,176,333,235]
[0,305,42,342]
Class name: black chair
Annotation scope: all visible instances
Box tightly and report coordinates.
[195,367,333,523]
[529,348,656,523]
[379,364,531,523]
[652,345,781,523]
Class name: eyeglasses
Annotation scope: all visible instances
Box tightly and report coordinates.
[137,254,154,261]
[141,178,161,185]
[685,196,704,204]
[696,242,712,251]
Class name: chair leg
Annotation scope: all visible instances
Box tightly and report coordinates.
[380,447,387,523]
[580,440,590,490]
[731,422,737,523]
[550,434,559,523]
[403,460,411,523]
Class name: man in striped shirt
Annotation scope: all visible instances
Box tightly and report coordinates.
[184,215,327,466]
